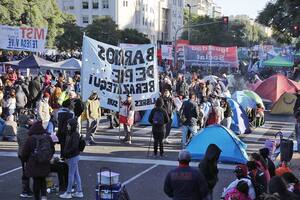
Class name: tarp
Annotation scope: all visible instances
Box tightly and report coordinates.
[227,98,251,134]
[42,58,81,70]
[16,55,54,69]
[139,110,180,128]
[186,125,248,164]
[255,74,300,103]
[232,91,257,110]
[263,56,293,67]
[270,93,297,115]
[243,90,264,107]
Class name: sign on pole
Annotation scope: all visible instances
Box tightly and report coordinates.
[81,36,159,111]
[0,25,47,52]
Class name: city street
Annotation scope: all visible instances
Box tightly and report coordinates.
[0,112,298,200]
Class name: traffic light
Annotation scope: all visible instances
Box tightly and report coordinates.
[292,25,299,37]
[20,12,28,24]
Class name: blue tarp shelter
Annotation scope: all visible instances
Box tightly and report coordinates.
[139,110,180,128]
[186,125,248,164]
[227,98,251,134]
[232,91,257,111]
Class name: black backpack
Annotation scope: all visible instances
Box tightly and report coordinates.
[152,110,164,125]
[31,134,52,163]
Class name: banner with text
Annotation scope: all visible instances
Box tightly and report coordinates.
[161,45,173,60]
[0,25,47,52]
[81,36,159,111]
[184,45,238,68]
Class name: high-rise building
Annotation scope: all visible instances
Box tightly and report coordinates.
[56,0,184,43]
[185,0,222,18]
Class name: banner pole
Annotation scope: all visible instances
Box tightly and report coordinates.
[118,44,123,141]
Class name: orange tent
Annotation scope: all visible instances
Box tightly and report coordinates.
[255,74,300,103]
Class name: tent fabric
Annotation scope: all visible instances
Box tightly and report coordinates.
[186,125,249,164]
[232,91,257,110]
[227,98,251,134]
[270,93,297,115]
[139,110,180,128]
[255,74,300,103]
[263,56,293,67]
[247,80,262,91]
[17,55,54,69]
[243,90,264,107]
[42,58,82,70]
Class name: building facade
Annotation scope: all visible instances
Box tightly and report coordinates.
[185,0,222,18]
[57,0,184,43]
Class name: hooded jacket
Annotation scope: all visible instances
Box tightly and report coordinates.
[21,121,54,178]
[269,176,299,200]
[199,144,221,191]
[15,85,27,108]
[64,118,80,159]
[148,98,169,133]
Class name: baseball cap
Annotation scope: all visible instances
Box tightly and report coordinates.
[178,150,191,162]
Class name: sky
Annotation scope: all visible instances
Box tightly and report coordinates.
[214,0,271,19]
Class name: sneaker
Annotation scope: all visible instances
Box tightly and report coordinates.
[20,192,33,198]
[72,192,84,198]
[59,192,72,199]
[41,196,47,200]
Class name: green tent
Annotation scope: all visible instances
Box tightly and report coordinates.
[263,56,293,67]
[294,52,300,56]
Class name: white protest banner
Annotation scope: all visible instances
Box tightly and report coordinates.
[0,25,47,52]
[81,36,159,111]
[161,45,173,60]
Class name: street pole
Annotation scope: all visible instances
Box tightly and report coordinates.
[187,4,191,42]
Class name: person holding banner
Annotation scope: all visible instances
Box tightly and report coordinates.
[119,94,135,144]
[85,91,101,146]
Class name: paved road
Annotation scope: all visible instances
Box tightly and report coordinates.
[0,112,296,200]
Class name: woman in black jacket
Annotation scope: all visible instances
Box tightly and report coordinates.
[59,118,84,199]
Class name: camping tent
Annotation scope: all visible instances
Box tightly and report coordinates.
[263,56,293,68]
[16,55,54,68]
[270,93,297,115]
[139,110,180,128]
[227,98,251,134]
[243,90,264,107]
[41,58,82,70]
[186,125,248,164]
[232,91,257,110]
[255,74,300,103]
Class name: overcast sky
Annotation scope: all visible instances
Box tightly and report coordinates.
[214,0,271,19]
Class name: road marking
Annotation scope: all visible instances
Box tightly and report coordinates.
[0,166,22,177]
[0,151,235,170]
[123,164,159,186]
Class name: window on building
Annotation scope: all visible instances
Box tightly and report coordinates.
[102,0,109,8]
[82,1,88,9]
[126,1,128,7]
[142,17,145,25]
[69,5,74,10]
[92,0,99,9]
[82,15,89,24]
[123,1,128,7]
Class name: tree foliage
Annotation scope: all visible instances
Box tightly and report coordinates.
[181,16,268,47]
[119,28,150,44]
[257,0,300,44]
[0,0,74,48]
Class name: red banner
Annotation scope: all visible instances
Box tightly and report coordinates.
[184,45,238,68]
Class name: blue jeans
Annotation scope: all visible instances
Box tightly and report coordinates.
[67,155,82,193]
[182,125,198,148]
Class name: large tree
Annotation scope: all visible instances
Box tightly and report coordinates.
[257,0,300,44]
[0,0,74,48]
[84,17,120,46]
[119,28,150,44]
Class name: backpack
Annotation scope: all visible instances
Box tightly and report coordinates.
[31,134,52,163]
[152,110,164,125]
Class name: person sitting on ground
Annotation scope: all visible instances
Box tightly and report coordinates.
[224,180,252,200]
[281,172,300,197]
[259,148,276,178]
[164,150,208,200]
[247,161,267,198]
[148,97,169,158]
[255,103,265,127]
[251,153,271,183]
[222,164,256,200]
[268,176,299,200]
[2,115,17,141]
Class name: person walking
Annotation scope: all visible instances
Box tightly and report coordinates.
[15,85,27,116]
[17,115,33,198]
[199,144,221,200]
[69,91,84,133]
[119,94,135,144]
[148,98,169,157]
[164,150,208,200]
[180,93,199,148]
[59,119,83,199]
[37,93,51,130]
[21,121,55,200]
[85,91,101,145]
[162,89,175,144]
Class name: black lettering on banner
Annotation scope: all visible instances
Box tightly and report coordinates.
[106,82,113,92]
[129,84,135,94]
[135,83,142,94]
[149,80,155,92]
[135,98,156,107]
[100,80,106,90]
[125,69,133,82]
[106,48,115,64]
[146,47,154,62]
[133,50,145,65]
[141,82,148,93]
[123,84,129,94]
[107,98,118,107]
[146,65,154,78]
[94,77,101,87]
[136,67,146,81]
[124,50,133,65]
[98,45,105,61]
[89,74,93,84]
[112,69,120,83]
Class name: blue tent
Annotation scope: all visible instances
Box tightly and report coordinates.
[186,125,248,164]
[227,98,251,134]
[232,91,257,111]
[139,110,180,128]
